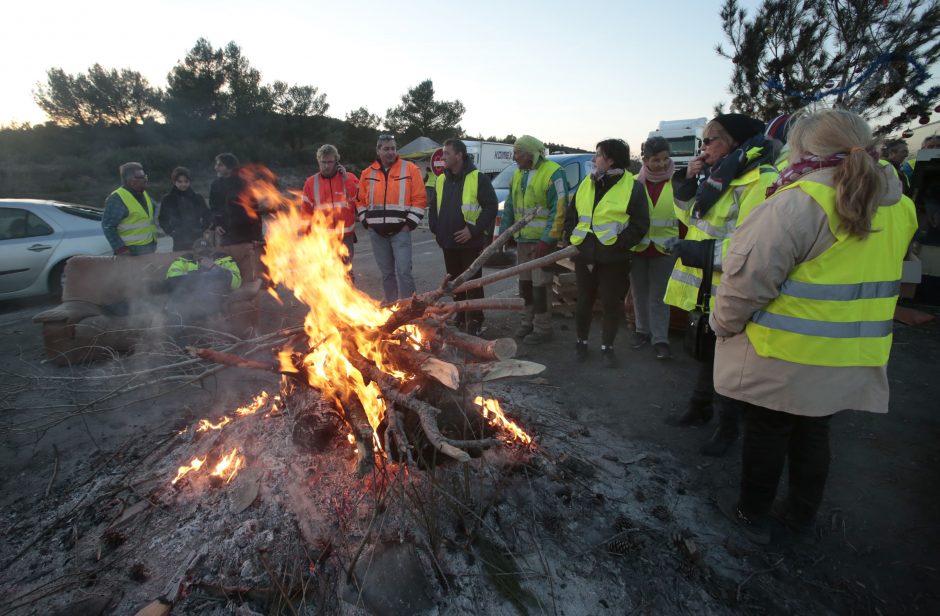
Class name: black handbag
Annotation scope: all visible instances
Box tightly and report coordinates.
[684,239,717,362]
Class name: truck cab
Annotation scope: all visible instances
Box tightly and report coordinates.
[647,117,707,170]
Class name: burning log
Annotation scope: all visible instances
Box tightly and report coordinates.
[336,391,376,477]
[425,298,525,321]
[420,324,518,361]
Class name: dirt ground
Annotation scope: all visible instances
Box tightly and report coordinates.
[1,255,938,615]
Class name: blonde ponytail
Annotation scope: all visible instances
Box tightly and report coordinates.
[832,147,885,239]
[787,108,885,239]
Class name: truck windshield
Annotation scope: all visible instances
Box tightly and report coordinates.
[666,137,698,157]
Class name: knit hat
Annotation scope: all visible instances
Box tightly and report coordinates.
[713,114,765,146]
[764,114,792,143]
[514,135,545,166]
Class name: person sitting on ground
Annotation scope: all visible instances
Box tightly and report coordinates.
[165,239,242,324]
[159,166,212,252]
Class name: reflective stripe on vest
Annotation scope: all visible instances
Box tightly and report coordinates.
[634,179,679,253]
[311,174,355,234]
[744,180,917,367]
[113,188,156,246]
[570,173,633,246]
[663,165,778,311]
[435,170,481,223]
[510,160,562,241]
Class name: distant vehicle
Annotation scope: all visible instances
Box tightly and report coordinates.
[0,199,111,300]
[461,140,515,177]
[486,153,594,264]
[647,117,707,169]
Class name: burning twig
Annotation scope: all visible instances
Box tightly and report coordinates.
[337,391,377,478]
[186,347,279,372]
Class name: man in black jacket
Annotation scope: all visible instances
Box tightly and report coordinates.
[428,139,498,334]
[209,153,263,246]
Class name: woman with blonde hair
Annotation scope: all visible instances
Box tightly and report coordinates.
[710,108,917,544]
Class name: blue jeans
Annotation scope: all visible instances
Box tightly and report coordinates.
[369,229,414,302]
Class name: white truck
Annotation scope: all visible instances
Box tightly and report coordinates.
[461,140,515,177]
[647,118,708,169]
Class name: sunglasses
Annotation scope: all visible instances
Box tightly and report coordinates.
[701,137,720,146]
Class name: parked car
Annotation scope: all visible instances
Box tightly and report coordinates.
[0,199,112,300]
[487,153,594,264]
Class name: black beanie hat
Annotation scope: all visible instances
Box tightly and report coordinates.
[713,113,765,146]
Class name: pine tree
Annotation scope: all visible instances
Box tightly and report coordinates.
[717,0,940,134]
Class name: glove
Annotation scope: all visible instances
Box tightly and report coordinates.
[114,246,130,256]
[534,240,553,259]
[670,239,713,269]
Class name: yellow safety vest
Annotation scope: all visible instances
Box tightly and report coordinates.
[435,170,481,223]
[632,178,678,253]
[509,159,562,241]
[166,254,242,289]
[570,173,634,246]
[745,180,917,367]
[664,164,778,311]
[112,188,157,246]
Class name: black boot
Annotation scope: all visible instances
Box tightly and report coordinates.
[664,398,714,427]
[700,405,740,457]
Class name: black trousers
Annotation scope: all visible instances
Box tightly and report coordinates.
[443,245,485,325]
[575,259,629,346]
[737,399,833,524]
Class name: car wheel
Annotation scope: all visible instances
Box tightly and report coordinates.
[48,260,68,299]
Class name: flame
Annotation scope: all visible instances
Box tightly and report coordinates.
[172,456,206,484]
[197,416,231,432]
[255,171,405,435]
[211,448,244,483]
[473,396,532,444]
[235,390,270,416]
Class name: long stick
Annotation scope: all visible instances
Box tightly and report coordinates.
[443,212,536,293]
[450,244,579,295]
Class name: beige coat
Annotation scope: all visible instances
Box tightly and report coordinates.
[709,165,905,417]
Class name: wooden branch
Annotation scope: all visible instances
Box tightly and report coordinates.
[450,244,579,295]
[380,344,460,390]
[336,392,375,477]
[420,324,517,361]
[443,211,537,293]
[186,347,277,372]
[343,343,470,463]
[460,359,547,383]
[425,298,525,321]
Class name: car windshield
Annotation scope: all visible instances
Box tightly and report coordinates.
[54,203,103,221]
[666,137,698,157]
[491,163,518,190]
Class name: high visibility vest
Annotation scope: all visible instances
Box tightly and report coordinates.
[435,170,481,223]
[305,173,356,235]
[570,173,633,246]
[510,159,562,241]
[112,188,156,246]
[632,179,679,253]
[745,180,917,367]
[664,164,778,311]
[166,254,242,289]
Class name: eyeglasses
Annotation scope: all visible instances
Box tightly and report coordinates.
[701,137,720,146]
[378,134,396,141]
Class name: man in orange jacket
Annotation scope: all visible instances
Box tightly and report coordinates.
[357,134,427,301]
[302,144,359,274]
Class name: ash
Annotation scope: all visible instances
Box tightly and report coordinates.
[0,379,811,616]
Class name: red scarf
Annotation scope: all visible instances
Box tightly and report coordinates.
[766,148,879,198]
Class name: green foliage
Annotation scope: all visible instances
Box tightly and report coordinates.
[345,106,382,129]
[384,80,465,142]
[33,64,158,127]
[164,37,227,122]
[717,0,940,134]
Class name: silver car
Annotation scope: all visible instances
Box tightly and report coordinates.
[0,199,112,299]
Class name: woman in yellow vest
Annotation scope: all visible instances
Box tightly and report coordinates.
[710,109,917,544]
[562,139,649,367]
[662,114,779,459]
[629,136,680,360]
